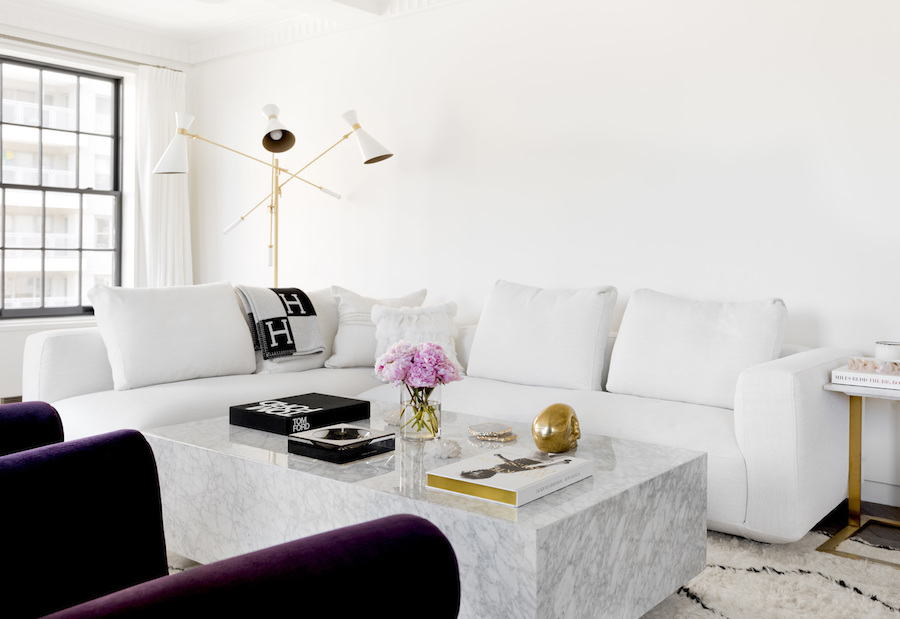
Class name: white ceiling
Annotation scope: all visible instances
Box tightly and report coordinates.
[18,0,389,39]
[0,0,421,66]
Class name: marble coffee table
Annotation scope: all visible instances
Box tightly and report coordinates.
[144,402,706,619]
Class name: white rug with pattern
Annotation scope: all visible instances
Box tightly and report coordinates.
[642,530,900,618]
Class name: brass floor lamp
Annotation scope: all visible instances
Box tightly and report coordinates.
[153,105,393,286]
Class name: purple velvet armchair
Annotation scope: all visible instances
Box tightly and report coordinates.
[0,402,461,618]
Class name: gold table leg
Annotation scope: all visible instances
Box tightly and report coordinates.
[817,395,900,569]
[849,395,862,527]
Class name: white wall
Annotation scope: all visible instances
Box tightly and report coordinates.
[188,0,900,502]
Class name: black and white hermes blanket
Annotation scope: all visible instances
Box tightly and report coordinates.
[235,285,325,360]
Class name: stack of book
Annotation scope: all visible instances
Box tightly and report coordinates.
[427,449,593,507]
[831,356,900,391]
[229,393,370,434]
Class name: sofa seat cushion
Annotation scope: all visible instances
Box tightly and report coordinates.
[54,369,383,441]
[359,378,747,527]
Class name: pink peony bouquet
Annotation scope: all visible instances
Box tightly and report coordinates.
[375,341,461,438]
[375,341,461,388]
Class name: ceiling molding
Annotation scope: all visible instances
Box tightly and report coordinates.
[0,0,459,68]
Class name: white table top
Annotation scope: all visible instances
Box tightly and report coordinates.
[825,382,900,402]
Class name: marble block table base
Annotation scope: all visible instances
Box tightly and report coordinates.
[145,404,706,619]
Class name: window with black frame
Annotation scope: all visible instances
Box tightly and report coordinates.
[0,56,121,318]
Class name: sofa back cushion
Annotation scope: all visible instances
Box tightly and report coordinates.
[465,280,618,390]
[605,288,787,409]
[325,286,428,368]
[372,301,461,369]
[88,282,256,390]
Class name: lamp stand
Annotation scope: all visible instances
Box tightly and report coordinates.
[272,156,280,287]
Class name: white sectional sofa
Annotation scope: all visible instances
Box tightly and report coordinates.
[21,280,853,544]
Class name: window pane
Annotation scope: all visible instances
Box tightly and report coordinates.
[45,249,79,307]
[0,59,120,318]
[43,129,77,188]
[46,191,80,249]
[2,124,40,185]
[4,188,42,248]
[2,63,40,126]
[4,249,42,309]
[80,78,113,135]
[83,194,115,249]
[79,134,113,190]
[82,250,114,304]
[42,71,78,131]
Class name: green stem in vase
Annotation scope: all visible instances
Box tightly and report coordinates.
[402,384,439,436]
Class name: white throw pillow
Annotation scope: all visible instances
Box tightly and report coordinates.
[605,288,787,409]
[372,302,461,369]
[324,286,427,368]
[466,280,618,390]
[88,282,257,390]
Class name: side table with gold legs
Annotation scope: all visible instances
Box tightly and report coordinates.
[817,383,900,569]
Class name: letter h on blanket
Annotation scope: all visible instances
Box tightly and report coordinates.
[236,285,325,360]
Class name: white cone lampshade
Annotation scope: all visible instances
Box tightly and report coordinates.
[152,112,195,174]
[342,109,393,164]
[261,104,296,153]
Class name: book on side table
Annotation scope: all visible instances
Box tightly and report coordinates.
[229,393,370,435]
[832,365,900,391]
[427,448,593,507]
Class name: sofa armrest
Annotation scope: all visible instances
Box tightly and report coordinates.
[22,328,114,403]
[733,347,855,542]
[48,514,461,619]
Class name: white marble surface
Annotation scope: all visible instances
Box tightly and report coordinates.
[145,402,706,619]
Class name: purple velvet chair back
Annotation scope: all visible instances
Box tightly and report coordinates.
[0,401,64,456]
[46,513,462,618]
[0,430,168,618]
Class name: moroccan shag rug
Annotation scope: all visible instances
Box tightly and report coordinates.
[641,530,900,618]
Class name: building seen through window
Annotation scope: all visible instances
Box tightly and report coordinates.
[0,57,121,317]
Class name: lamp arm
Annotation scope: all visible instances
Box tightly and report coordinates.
[221,131,353,235]
[276,132,353,190]
[189,128,349,195]
[182,130,290,172]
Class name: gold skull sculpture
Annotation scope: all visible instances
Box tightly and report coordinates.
[532,403,581,453]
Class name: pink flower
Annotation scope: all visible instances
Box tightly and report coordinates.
[374,341,462,388]
[374,340,417,386]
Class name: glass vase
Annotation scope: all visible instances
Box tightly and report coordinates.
[400,384,441,441]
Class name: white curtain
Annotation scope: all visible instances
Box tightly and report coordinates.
[134,66,193,287]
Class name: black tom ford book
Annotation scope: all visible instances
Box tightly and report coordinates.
[229,393,370,435]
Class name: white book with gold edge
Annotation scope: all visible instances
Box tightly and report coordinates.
[426,448,593,507]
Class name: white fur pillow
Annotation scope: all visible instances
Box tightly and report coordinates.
[606,288,787,409]
[324,286,427,368]
[466,280,618,390]
[371,302,460,369]
[88,282,256,390]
